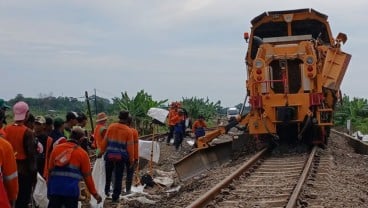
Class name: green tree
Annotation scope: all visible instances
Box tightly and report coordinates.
[334,95,368,133]
[114,90,167,134]
[181,97,221,121]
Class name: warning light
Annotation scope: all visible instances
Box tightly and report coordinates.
[307,65,313,72]
[244,32,249,42]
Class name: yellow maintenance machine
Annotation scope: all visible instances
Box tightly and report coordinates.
[174,8,351,180]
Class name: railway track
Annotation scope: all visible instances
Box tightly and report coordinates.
[187,146,318,208]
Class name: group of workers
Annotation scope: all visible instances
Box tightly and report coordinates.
[0,99,139,208]
[0,98,208,208]
[167,102,207,150]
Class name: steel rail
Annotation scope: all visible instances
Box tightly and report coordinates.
[286,146,317,208]
[186,148,268,208]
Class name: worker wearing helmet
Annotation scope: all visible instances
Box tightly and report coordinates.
[172,109,185,151]
[166,102,179,145]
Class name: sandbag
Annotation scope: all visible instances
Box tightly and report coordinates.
[90,158,106,208]
[33,173,48,208]
[139,140,160,163]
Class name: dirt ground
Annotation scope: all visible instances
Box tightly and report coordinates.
[102,130,368,208]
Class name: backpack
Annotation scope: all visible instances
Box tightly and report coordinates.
[0,168,11,208]
[54,145,78,167]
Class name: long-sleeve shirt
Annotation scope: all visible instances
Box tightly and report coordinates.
[192,120,207,132]
[0,137,18,201]
[168,109,178,126]
[4,123,37,174]
[42,136,53,179]
[100,122,134,164]
[93,124,107,151]
[130,128,139,161]
[48,141,97,196]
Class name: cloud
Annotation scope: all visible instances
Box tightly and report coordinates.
[0,1,367,106]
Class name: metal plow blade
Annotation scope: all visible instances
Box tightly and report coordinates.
[174,141,233,181]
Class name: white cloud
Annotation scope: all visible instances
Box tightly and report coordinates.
[0,1,367,106]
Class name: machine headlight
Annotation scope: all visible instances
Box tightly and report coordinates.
[306,56,314,65]
[255,59,264,68]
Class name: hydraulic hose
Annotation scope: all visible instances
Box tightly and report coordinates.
[240,92,249,116]
[298,115,312,140]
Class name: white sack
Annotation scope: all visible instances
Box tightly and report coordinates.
[147,108,169,124]
[153,177,174,187]
[33,173,48,208]
[90,158,106,208]
[139,140,160,163]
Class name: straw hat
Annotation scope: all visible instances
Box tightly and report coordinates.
[96,112,108,122]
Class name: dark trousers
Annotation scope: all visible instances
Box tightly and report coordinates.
[105,160,124,200]
[166,125,174,143]
[36,157,46,177]
[174,131,184,150]
[125,161,134,193]
[48,195,79,208]
[16,172,36,208]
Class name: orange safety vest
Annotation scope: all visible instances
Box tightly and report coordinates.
[168,109,178,126]
[0,128,6,138]
[130,128,139,160]
[192,120,207,132]
[101,123,134,163]
[43,136,53,179]
[0,137,18,202]
[0,171,10,208]
[93,124,106,150]
[4,124,28,160]
[48,141,97,197]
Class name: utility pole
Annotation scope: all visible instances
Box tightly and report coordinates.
[94,88,97,115]
[85,91,94,133]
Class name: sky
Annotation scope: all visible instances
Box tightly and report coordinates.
[0,1,366,107]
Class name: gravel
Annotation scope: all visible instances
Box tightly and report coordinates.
[103,130,368,208]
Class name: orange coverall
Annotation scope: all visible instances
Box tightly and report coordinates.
[48,141,98,196]
[0,137,19,203]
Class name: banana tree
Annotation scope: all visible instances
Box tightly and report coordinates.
[334,95,368,133]
[116,90,167,134]
[181,97,221,125]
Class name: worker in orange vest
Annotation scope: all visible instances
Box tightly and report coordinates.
[192,115,207,148]
[100,110,134,203]
[4,101,37,208]
[47,126,102,207]
[172,109,185,151]
[0,109,18,208]
[166,102,179,145]
[125,115,139,194]
[93,112,108,156]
